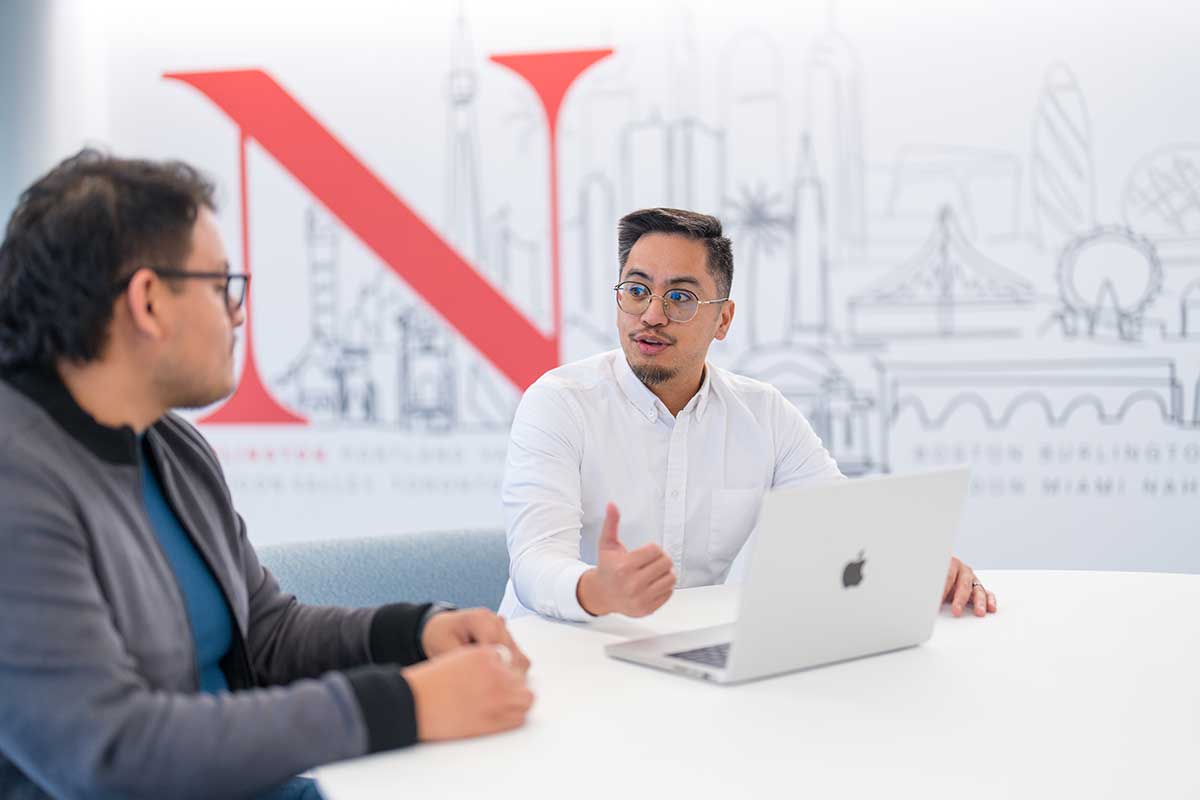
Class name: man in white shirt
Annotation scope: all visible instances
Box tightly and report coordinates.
[498,207,997,623]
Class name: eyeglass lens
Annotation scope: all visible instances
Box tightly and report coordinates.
[615,283,699,322]
[226,276,248,311]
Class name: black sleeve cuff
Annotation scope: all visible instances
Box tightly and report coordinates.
[345,665,419,752]
[368,602,433,667]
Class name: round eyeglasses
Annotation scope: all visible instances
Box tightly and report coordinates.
[113,267,250,313]
[613,281,728,324]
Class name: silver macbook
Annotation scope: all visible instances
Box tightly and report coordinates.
[605,468,971,684]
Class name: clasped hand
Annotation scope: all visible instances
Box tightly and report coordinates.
[404,608,533,742]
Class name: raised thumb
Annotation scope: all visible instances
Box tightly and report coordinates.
[598,502,622,550]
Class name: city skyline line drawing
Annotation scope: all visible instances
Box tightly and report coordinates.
[202,6,1198,476]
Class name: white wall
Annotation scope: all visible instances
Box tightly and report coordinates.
[4,0,1199,571]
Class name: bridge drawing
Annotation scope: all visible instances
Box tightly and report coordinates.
[875,357,1194,470]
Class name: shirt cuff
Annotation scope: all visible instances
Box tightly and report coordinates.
[343,665,419,752]
[553,561,595,622]
[368,602,433,666]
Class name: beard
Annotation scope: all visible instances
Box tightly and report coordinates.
[630,361,676,387]
[155,358,236,411]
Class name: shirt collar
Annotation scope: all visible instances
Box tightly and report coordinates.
[1,365,142,465]
[612,351,714,423]
[692,364,713,422]
[614,351,661,421]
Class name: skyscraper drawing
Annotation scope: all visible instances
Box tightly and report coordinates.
[802,5,867,260]
[790,133,832,336]
[666,5,701,114]
[444,8,486,270]
[719,30,787,195]
[575,172,617,322]
[306,205,340,345]
[1031,62,1096,249]
[670,119,726,215]
[720,31,790,346]
[621,113,672,210]
[620,114,726,216]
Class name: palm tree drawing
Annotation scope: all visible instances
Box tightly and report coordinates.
[727,181,793,345]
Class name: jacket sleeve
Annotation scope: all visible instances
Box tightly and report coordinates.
[0,455,414,800]
[234,511,435,681]
[160,412,434,682]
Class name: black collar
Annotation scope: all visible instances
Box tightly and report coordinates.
[1,366,141,465]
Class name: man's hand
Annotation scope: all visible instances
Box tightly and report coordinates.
[577,503,676,617]
[404,645,534,742]
[942,556,997,617]
[421,608,531,672]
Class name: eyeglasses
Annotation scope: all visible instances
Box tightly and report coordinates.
[613,281,728,323]
[113,268,250,313]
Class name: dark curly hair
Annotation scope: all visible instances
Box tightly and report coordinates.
[617,207,733,297]
[0,148,217,368]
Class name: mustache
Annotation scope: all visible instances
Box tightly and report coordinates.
[629,328,676,345]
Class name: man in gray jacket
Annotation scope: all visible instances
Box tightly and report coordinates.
[0,150,533,799]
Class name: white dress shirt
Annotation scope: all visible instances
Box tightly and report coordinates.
[498,349,843,621]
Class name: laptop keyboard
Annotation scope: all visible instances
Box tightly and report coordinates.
[668,642,731,668]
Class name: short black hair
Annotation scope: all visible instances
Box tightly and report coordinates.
[0,148,216,368]
[617,207,733,297]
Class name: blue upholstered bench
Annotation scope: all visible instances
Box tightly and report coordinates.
[256,530,510,612]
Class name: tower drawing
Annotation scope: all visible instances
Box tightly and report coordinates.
[719,30,787,195]
[444,8,486,270]
[790,133,832,336]
[803,3,867,260]
[621,112,672,210]
[1031,62,1096,249]
[397,308,456,431]
[576,173,617,320]
[620,114,726,215]
[666,4,702,122]
[275,206,377,423]
[719,30,790,348]
[670,119,726,215]
[443,8,519,429]
[307,205,340,345]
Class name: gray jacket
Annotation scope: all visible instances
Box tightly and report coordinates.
[0,369,429,799]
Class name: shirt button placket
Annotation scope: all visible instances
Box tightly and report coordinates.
[663,412,689,580]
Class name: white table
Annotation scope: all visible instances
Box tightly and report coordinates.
[316,571,1200,799]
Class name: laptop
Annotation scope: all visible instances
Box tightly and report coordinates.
[604,468,971,684]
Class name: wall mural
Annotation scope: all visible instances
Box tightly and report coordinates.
[104,1,1199,570]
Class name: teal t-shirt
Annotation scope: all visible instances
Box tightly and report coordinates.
[140,443,232,693]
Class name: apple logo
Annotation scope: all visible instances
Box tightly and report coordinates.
[842,550,866,589]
